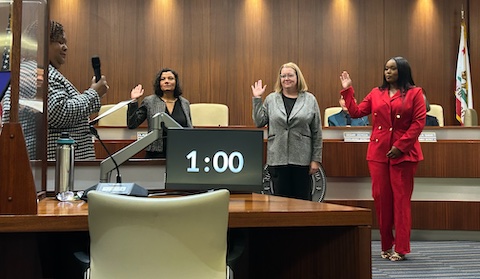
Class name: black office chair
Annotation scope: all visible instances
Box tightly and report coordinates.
[262,164,327,202]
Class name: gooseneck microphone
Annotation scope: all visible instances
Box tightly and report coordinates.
[91,56,101,82]
[81,125,148,201]
[89,125,122,183]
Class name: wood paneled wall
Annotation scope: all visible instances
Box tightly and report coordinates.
[323,139,480,178]
[49,0,478,126]
[329,200,480,230]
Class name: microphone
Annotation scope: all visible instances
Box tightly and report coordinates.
[90,125,121,183]
[80,125,148,201]
[91,56,101,82]
[346,114,352,126]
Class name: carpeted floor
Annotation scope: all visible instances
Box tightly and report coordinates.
[372,241,480,278]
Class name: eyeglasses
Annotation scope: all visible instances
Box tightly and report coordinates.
[280,73,296,79]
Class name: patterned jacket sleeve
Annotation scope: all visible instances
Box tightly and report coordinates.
[47,66,101,129]
[252,96,269,128]
[1,88,10,123]
[179,97,193,128]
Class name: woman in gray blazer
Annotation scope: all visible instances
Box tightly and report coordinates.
[128,68,192,158]
[252,62,322,200]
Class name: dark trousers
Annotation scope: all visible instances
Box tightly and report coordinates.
[269,164,311,201]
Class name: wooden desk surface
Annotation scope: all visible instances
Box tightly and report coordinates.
[0,193,371,233]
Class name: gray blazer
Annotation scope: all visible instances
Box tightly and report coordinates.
[253,91,322,166]
[127,95,192,153]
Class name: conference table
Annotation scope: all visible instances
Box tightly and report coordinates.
[0,193,372,279]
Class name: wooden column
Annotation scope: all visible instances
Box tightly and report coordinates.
[0,0,37,215]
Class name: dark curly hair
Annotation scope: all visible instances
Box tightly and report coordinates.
[50,21,65,43]
[153,68,183,97]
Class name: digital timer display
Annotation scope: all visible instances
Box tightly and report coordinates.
[165,128,264,192]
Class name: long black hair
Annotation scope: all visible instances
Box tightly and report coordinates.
[153,68,183,98]
[379,56,415,94]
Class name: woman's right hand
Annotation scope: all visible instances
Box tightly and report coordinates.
[131,84,144,100]
[340,71,352,89]
[251,80,266,98]
[90,76,109,97]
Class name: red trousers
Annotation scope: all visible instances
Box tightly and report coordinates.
[368,160,417,254]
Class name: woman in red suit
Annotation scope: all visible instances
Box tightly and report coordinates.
[339,57,426,261]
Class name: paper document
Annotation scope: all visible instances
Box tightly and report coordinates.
[19,99,44,113]
[90,99,134,124]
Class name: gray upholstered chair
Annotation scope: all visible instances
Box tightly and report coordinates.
[86,189,231,279]
[324,107,342,127]
[427,104,444,127]
[97,104,127,126]
[464,108,478,126]
[190,103,229,126]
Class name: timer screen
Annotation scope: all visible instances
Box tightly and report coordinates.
[165,128,264,192]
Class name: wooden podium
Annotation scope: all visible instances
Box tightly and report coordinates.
[0,122,37,214]
[0,1,38,215]
[0,2,50,277]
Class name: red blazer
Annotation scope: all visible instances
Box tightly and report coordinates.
[341,86,426,165]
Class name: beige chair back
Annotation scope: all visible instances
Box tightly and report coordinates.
[427,104,444,127]
[88,189,230,279]
[324,107,342,127]
[190,103,229,126]
[464,108,478,126]
[97,104,127,126]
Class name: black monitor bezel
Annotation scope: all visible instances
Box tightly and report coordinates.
[164,128,264,193]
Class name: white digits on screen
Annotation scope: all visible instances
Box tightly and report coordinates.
[186,150,244,173]
[186,150,200,172]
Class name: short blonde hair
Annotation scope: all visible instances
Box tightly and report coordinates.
[273,62,308,93]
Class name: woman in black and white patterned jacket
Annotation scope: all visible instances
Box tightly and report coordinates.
[47,21,109,160]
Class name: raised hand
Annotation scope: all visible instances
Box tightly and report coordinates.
[130,84,144,100]
[340,71,352,89]
[251,80,266,98]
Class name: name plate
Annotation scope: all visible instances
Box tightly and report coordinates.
[419,132,437,142]
[343,132,371,142]
[95,182,148,196]
[343,131,437,142]
[80,183,149,201]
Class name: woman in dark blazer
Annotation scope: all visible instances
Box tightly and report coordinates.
[252,62,323,201]
[339,57,426,261]
[127,68,192,158]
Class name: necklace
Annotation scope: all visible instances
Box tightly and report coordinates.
[162,98,177,103]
